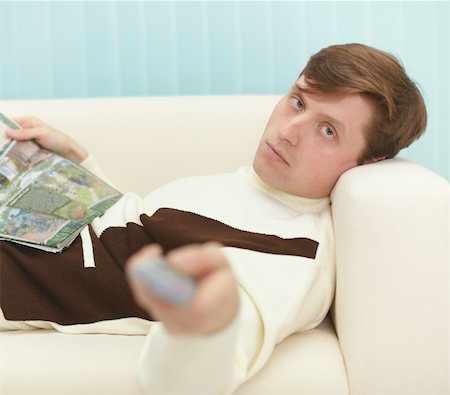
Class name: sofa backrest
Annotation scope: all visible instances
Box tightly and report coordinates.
[0,95,281,196]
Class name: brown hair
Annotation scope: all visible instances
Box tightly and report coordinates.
[300,43,427,164]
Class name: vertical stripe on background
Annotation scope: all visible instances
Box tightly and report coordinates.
[50,2,88,98]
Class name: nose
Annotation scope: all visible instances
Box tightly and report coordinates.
[279,116,306,145]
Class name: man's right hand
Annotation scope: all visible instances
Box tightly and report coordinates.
[126,243,240,336]
[5,116,88,163]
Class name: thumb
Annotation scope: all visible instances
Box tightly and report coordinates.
[126,244,164,272]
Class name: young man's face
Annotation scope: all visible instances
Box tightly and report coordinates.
[253,76,375,198]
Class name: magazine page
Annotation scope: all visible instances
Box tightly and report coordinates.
[0,113,122,252]
[0,113,19,159]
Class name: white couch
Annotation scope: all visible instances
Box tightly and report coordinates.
[0,96,448,395]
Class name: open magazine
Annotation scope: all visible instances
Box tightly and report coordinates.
[0,113,122,252]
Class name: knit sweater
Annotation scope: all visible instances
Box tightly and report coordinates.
[0,156,335,394]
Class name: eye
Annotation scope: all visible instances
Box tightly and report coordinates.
[290,97,304,110]
[320,124,336,138]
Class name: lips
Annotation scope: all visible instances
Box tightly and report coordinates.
[266,141,289,165]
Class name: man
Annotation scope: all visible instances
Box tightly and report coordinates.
[1,44,426,394]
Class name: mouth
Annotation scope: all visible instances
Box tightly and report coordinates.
[266,141,289,166]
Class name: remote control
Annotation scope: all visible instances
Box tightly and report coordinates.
[131,256,197,307]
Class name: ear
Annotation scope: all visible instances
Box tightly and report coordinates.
[362,156,386,165]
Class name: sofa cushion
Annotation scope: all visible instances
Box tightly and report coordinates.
[0,316,348,395]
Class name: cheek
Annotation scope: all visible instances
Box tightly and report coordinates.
[264,101,289,130]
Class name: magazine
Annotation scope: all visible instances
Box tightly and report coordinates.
[0,113,122,252]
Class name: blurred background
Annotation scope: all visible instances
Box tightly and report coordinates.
[0,1,448,180]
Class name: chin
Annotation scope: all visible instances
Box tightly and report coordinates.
[252,156,263,175]
[254,163,286,191]
[252,157,271,182]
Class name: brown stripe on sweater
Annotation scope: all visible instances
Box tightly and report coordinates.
[137,208,319,259]
[1,207,318,325]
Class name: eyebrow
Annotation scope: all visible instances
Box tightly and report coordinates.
[292,83,347,135]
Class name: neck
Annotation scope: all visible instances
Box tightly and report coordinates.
[247,168,330,214]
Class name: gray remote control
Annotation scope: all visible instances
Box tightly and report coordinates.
[131,256,197,307]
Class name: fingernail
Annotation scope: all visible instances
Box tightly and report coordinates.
[141,243,163,256]
[205,241,222,249]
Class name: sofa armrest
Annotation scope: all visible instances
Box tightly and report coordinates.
[330,158,449,395]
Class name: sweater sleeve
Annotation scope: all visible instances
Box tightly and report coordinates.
[219,239,334,383]
[135,287,263,395]
[79,154,119,189]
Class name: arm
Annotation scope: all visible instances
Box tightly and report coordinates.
[125,243,261,395]
[125,237,331,395]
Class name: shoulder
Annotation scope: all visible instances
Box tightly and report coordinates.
[152,167,247,193]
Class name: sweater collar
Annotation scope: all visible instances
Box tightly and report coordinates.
[246,167,330,214]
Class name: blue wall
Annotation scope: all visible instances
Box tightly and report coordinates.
[0,1,448,180]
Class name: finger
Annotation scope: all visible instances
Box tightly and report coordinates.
[196,268,236,307]
[165,242,225,277]
[5,126,46,141]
